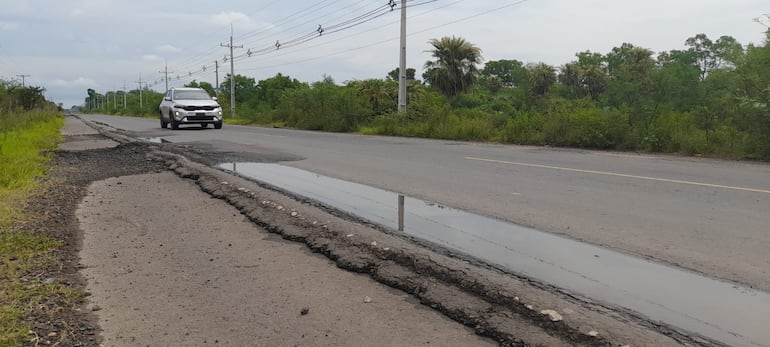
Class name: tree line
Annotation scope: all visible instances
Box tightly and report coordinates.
[85,29,770,160]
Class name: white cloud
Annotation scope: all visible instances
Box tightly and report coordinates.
[50,77,97,87]
[71,8,83,16]
[210,11,258,30]
[143,54,162,61]
[157,44,181,53]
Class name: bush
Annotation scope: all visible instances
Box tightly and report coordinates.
[499,111,544,144]
[275,83,370,132]
[539,98,627,148]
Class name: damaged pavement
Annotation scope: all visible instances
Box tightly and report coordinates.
[36,116,714,346]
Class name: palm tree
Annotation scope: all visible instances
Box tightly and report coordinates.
[528,63,557,96]
[423,36,482,104]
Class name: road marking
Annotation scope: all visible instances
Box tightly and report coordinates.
[254,132,286,138]
[464,156,770,195]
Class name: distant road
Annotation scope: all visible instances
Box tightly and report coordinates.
[80,114,770,292]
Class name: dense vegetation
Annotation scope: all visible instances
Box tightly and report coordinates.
[82,87,164,117]
[85,30,770,159]
[0,80,78,345]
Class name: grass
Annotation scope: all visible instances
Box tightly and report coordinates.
[0,107,82,346]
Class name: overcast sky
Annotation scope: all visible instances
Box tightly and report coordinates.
[1,0,767,108]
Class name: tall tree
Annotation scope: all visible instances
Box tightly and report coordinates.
[480,59,529,88]
[559,51,608,99]
[527,63,556,96]
[220,74,257,103]
[423,36,483,103]
[386,67,416,81]
[711,35,744,70]
[255,73,305,109]
[685,33,714,80]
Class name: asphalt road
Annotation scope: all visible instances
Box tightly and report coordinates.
[80,114,770,293]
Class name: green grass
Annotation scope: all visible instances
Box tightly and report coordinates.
[0,107,80,346]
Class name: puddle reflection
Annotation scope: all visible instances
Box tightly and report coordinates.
[219,162,770,347]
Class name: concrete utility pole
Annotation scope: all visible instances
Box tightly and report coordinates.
[214,60,220,96]
[16,74,30,87]
[135,74,144,109]
[159,60,173,92]
[123,81,127,109]
[221,25,242,119]
[397,0,407,113]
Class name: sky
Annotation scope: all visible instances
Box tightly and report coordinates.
[1,0,768,108]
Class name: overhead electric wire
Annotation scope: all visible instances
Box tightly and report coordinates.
[233,0,436,63]
[173,0,406,77]
[172,0,362,75]
[236,1,386,56]
[245,0,530,71]
[163,0,530,90]
[237,0,335,42]
[234,0,466,72]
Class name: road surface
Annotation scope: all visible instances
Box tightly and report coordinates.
[80,114,770,293]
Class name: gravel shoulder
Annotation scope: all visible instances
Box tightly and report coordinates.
[34,116,703,346]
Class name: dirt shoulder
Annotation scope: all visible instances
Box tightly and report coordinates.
[27,116,705,346]
[78,171,493,346]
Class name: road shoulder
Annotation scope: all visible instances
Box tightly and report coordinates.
[77,171,494,346]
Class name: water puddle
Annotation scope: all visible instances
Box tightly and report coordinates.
[143,137,169,144]
[219,162,770,347]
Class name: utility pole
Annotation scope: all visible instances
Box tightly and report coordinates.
[214,60,220,96]
[221,25,242,119]
[397,0,407,113]
[123,81,127,109]
[135,74,144,109]
[159,60,173,92]
[16,74,30,87]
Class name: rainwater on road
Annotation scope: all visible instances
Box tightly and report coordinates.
[219,162,770,347]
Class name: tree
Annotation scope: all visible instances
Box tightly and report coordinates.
[685,33,714,80]
[712,35,744,70]
[605,43,655,82]
[684,34,743,79]
[185,80,216,96]
[480,59,529,88]
[527,63,556,96]
[255,73,306,109]
[559,51,608,99]
[423,36,483,103]
[603,43,656,125]
[386,67,416,81]
[220,74,257,103]
[351,79,397,114]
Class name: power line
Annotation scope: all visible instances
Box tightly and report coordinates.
[237,0,467,71]
[173,0,340,74]
[170,0,404,77]
[249,0,530,71]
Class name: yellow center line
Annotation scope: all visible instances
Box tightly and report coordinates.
[464,156,770,195]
